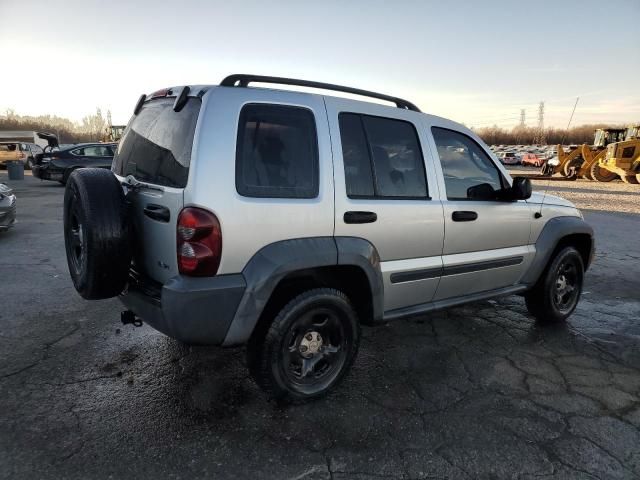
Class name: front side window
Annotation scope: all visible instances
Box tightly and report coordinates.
[236,104,319,198]
[431,127,504,200]
[339,113,428,199]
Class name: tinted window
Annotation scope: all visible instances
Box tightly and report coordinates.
[236,104,318,198]
[339,114,374,197]
[339,113,428,199]
[113,96,201,188]
[431,127,504,200]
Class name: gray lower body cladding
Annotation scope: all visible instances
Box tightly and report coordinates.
[120,273,246,345]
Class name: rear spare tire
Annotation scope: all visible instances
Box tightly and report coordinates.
[63,168,131,299]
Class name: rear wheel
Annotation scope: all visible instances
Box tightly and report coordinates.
[248,288,360,402]
[63,168,131,299]
[621,174,639,184]
[589,162,618,182]
[525,247,584,323]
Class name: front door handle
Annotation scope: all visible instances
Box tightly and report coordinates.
[452,211,478,222]
[344,211,377,224]
[144,204,170,223]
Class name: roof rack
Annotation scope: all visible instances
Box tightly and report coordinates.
[220,74,421,112]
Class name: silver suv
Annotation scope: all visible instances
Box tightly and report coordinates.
[63,75,594,401]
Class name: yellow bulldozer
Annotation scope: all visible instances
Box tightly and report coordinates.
[598,124,640,184]
[547,127,626,180]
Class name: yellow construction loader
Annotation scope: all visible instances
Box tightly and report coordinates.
[598,124,640,184]
[548,128,625,179]
[579,128,626,181]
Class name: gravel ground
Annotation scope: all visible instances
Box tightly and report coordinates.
[1,173,639,479]
[509,166,640,215]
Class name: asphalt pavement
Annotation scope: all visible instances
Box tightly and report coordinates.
[1,173,639,479]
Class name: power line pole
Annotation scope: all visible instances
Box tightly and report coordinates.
[533,101,545,145]
[519,109,526,128]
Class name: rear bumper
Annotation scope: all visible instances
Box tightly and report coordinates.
[32,164,63,181]
[120,272,246,345]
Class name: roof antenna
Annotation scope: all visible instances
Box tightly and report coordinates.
[537,96,579,218]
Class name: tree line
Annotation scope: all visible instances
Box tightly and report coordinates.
[473,124,628,146]
[0,108,113,144]
[0,108,632,147]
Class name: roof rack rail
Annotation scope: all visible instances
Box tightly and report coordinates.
[220,74,421,112]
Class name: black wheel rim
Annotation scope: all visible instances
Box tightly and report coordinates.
[66,192,85,275]
[552,260,580,312]
[280,306,349,394]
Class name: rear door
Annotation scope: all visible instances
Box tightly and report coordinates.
[112,95,201,284]
[325,97,444,313]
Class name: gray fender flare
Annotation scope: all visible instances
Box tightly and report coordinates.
[521,216,594,286]
[222,236,383,346]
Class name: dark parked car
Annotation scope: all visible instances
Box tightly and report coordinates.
[32,143,117,184]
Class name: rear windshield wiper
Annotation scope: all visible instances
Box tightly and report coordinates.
[122,175,164,193]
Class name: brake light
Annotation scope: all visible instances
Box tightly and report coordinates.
[149,88,170,99]
[177,207,222,276]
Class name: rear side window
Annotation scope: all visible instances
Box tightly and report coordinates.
[339,113,428,199]
[236,104,319,198]
[113,97,201,188]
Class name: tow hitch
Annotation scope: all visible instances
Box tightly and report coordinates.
[121,310,142,327]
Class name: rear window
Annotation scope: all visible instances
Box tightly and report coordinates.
[0,144,18,152]
[112,96,201,188]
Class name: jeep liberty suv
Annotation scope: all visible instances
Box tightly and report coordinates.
[63,75,594,401]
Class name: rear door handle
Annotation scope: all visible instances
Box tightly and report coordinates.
[344,211,377,224]
[452,211,478,222]
[144,204,170,223]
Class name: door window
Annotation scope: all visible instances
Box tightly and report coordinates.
[236,104,319,199]
[431,127,504,200]
[339,113,428,199]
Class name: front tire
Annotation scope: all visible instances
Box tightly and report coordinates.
[248,288,360,402]
[590,162,617,182]
[525,247,584,323]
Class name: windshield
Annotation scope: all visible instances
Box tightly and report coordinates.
[626,126,639,141]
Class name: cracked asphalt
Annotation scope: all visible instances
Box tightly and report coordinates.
[1,174,639,479]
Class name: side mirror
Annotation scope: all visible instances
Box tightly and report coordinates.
[509,176,532,200]
[467,183,496,200]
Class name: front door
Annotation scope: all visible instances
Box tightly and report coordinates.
[426,125,534,301]
[324,97,444,313]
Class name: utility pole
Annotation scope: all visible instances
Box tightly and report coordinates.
[519,109,526,128]
[533,101,545,145]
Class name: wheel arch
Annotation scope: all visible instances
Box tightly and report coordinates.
[522,216,594,287]
[222,237,383,346]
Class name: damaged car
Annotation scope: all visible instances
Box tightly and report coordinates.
[0,183,16,231]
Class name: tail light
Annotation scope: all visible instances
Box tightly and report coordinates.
[177,207,222,276]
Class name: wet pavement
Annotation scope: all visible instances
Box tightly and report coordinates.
[1,174,639,479]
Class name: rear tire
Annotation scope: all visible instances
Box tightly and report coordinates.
[590,162,617,182]
[247,288,360,402]
[525,247,584,323]
[621,174,639,184]
[63,168,131,299]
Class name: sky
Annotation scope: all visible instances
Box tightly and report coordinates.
[1,0,638,129]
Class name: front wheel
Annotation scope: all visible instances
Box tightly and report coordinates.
[248,288,360,402]
[525,246,584,323]
[590,162,617,182]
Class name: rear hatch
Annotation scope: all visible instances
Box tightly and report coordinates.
[112,94,201,284]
